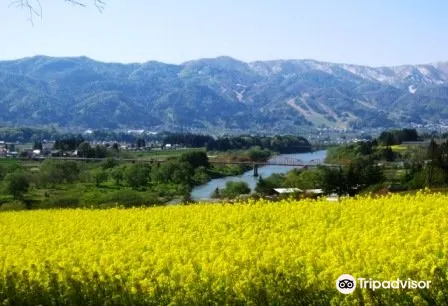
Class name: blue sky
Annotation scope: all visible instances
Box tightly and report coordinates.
[1,0,447,66]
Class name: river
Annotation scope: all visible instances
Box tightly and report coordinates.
[191,150,327,201]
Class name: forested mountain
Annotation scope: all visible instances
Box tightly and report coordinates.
[1,55,448,132]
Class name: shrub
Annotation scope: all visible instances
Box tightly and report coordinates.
[220,181,251,199]
[3,171,30,200]
[0,200,26,211]
[42,196,80,209]
[92,169,109,187]
[125,164,151,189]
[82,190,161,208]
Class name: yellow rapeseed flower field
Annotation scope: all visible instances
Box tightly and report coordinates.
[1,191,448,305]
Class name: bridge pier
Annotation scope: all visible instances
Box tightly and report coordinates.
[253,164,259,177]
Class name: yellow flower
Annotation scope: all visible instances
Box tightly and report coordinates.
[0,193,447,304]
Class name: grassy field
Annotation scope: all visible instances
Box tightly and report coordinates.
[0,192,448,305]
[131,148,254,163]
[382,168,406,181]
[390,144,409,152]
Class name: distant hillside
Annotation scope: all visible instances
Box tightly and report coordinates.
[1,56,448,132]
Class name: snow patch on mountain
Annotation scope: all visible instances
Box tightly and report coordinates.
[340,65,396,84]
[304,60,334,74]
[418,67,433,77]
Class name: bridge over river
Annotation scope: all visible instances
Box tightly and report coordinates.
[209,156,339,176]
[191,150,330,200]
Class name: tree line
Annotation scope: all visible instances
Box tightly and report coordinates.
[378,128,419,146]
[403,139,448,189]
[206,135,312,153]
[1,129,313,156]
[161,133,313,153]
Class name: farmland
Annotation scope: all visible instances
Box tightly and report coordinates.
[0,192,447,305]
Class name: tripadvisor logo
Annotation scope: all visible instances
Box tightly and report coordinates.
[336,274,431,294]
[336,274,356,294]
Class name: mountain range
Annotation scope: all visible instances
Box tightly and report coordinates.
[1,55,448,133]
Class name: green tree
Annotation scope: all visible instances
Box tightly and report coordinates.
[211,187,220,199]
[152,161,193,186]
[94,145,108,158]
[363,163,384,186]
[382,147,395,161]
[125,164,151,189]
[192,166,210,185]
[436,141,448,184]
[39,160,80,186]
[179,151,209,169]
[321,167,346,195]
[247,146,271,162]
[101,158,118,170]
[358,141,373,155]
[54,135,84,151]
[254,176,270,195]
[92,169,108,187]
[220,181,251,198]
[378,128,419,146]
[179,184,193,204]
[255,173,285,195]
[0,161,20,181]
[378,131,397,146]
[109,166,125,186]
[405,170,425,189]
[426,139,440,187]
[77,141,94,158]
[284,169,323,190]
[4,171,29,200]
[425,166,446,187]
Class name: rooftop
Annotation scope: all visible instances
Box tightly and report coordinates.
[273,188,302,194]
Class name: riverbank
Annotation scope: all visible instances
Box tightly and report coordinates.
[191,150,327,201]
